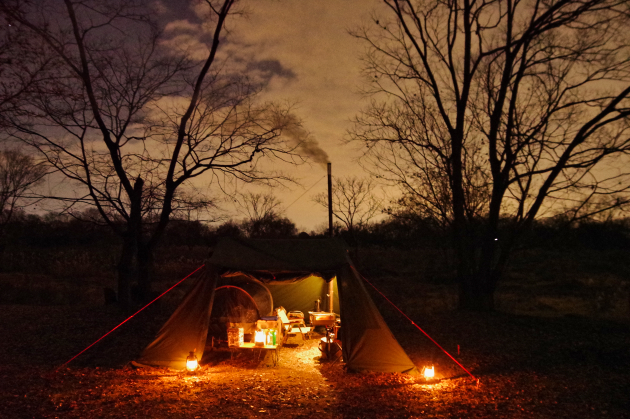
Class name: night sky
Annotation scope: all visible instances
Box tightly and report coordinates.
[6,0,391,231]
[156,0,388,231]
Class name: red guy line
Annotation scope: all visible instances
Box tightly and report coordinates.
[355,267,477,381]
[56,264,205,371]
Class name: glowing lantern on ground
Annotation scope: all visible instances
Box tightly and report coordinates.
[423,365,435,380]
[186,351,198,371]
[255,329,266,347]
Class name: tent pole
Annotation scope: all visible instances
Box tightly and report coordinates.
[328,279,334,313]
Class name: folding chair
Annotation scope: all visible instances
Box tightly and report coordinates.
[276,308,312,343]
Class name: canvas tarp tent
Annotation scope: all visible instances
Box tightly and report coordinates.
[135,237,418,375]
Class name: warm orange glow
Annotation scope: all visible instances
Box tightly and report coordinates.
[186,352,198,371]
[186,358,198,371]
[255,330,266,346]
[424,365,435,379]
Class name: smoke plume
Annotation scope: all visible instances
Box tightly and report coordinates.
[281,114,330,169]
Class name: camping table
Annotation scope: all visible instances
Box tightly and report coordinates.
[232,342,279,366]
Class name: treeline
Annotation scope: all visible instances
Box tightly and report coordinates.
[4,210,630,252]
[0,211,310,280]
[1,211,307,250]
[2,210,629,293]
[345,216,630,251]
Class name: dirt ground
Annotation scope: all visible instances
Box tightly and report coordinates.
[1,302,629,419]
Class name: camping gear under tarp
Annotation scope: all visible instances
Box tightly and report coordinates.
[135,237,419,375]
[220,274,274,316]
[207,285,260,343]
[211,286,260,323]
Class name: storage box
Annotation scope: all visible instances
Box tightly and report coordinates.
[308,311,336,326]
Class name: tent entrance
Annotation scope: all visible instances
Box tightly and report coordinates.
[136,238,419,374]
[266,275,339,316]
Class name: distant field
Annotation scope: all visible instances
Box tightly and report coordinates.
[356,247,629,321]
[1,245,627,321]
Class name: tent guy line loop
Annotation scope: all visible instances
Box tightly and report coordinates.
[55,264,206,372]
[354,267,478,382]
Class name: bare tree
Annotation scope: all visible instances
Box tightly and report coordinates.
[313,176,382,242]
[0,8,53,129]
[2,0,307,306]
[234,190,297,238]
[235,191,284,222]
[351,0,630,310]
[0,149,47,238]
[241,213,297,238]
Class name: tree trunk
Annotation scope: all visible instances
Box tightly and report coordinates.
[117,177,143,307]
[138,180,174,302]
[117,232,135,309]
[136,240,153,303]
[456,229,512,312]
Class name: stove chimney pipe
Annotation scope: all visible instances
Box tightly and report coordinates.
[327,163,334,313]
[327,163,333,238]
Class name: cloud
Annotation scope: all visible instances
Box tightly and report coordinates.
[245,59,297,84]
[160,32,209,60]
[161,17,216,60]
[152,0,168,15]
[164,19,201,34]
[191,0,211,21]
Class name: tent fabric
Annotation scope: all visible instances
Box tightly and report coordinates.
[209,237,348,272]
[135,266,218,369]
[135,237,418,375]
[338,265,419,374]
[267,275,339,315]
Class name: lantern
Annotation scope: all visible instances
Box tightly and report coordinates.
[423,365,435,380]
[255,329,266,347]
[186,351,199,372]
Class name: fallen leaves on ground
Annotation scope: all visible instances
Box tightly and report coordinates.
[1,304,628,418]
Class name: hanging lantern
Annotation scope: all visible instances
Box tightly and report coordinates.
[186,351,199,372]
[423,365,435,380]
[255,329,266,347]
